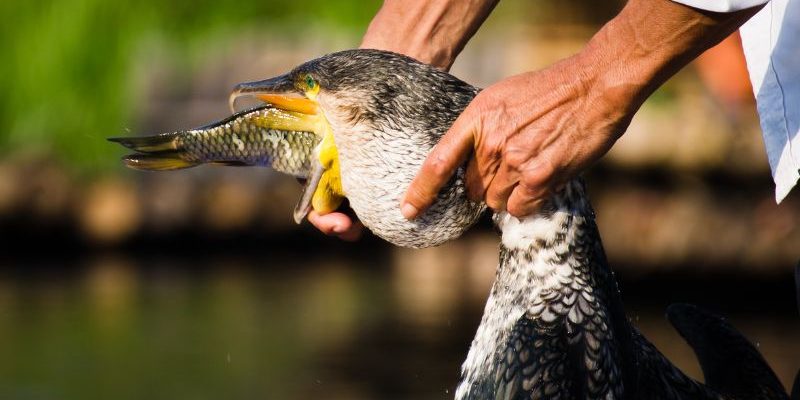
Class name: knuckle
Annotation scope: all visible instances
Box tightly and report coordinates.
[519,173,544,192]
[508,197,540,218]
[507,205,525,218]
[521,161,555,189]
[485,192,507,211]
[481,131,504,156]
[503,147,527,170]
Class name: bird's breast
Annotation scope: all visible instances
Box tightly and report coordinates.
[329,120,484,248]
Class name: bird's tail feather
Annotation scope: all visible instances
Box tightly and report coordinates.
[109,132,198,171]
[666,303,789,399]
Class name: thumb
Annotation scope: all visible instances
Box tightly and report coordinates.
[401,111,476,219]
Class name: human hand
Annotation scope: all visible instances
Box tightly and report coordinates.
[400,55,631,219]
[400,0,761,220]
[307,209,363,242]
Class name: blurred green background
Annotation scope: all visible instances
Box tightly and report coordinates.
[0,0,380,171]
[0,1,797,399]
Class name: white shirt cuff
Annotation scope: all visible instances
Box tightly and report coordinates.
[670,0,768,12]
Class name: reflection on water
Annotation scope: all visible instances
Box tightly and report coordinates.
[0,241,797,399]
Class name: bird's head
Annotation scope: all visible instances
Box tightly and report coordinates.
[231,49,485,248]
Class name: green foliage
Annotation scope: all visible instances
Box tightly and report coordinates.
[0,0,379,172]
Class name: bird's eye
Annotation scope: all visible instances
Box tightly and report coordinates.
[305,75,316,89]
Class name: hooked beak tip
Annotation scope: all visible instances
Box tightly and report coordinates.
[228,81,259,113]
[228,91,239,114]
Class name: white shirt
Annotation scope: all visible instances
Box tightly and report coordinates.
[673,0,799,202]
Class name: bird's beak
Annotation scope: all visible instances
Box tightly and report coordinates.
[229,74,319,115]
[230,75,344,224]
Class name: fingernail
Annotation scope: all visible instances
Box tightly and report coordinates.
[401,203,418,220]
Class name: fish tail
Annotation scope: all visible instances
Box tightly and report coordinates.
[121,153,196,171]
[109,132,198,171]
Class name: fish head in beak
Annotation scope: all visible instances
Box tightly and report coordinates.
[230,71,343,224]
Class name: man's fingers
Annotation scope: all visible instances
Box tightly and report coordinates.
[336,220,364,241]
[465,158,483,201]
[506,184,548,217]
[506,159,555,217]
[401,113,477,219]
[307,210,363,240]
[484,162,518,211]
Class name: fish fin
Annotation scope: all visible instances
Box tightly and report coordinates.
[122,153,197,171]
[666,303,788,399]
[108,132,180,153]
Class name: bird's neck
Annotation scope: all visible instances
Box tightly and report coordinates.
[456,179,631,398]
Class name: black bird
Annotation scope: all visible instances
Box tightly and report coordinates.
[110,49,797,399]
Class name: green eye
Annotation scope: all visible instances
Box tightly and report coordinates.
[305,75,316,89]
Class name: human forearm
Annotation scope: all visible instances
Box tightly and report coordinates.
[361,0,499,70]
[582,0,763,117]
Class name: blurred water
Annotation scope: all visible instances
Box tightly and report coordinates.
[0,241,797,400]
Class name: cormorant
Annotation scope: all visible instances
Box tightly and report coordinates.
[110,49,798,399]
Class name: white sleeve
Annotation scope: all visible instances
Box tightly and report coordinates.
[739,0,800,202]
[670,0,768,12]
[677,0,799,202]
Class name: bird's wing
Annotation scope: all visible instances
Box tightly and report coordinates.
[666,303,789,400]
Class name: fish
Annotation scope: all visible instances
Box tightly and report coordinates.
[109,105,320,178]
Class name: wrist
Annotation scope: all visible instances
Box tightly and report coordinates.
[579,0,761,114]
[579,1,683,116]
